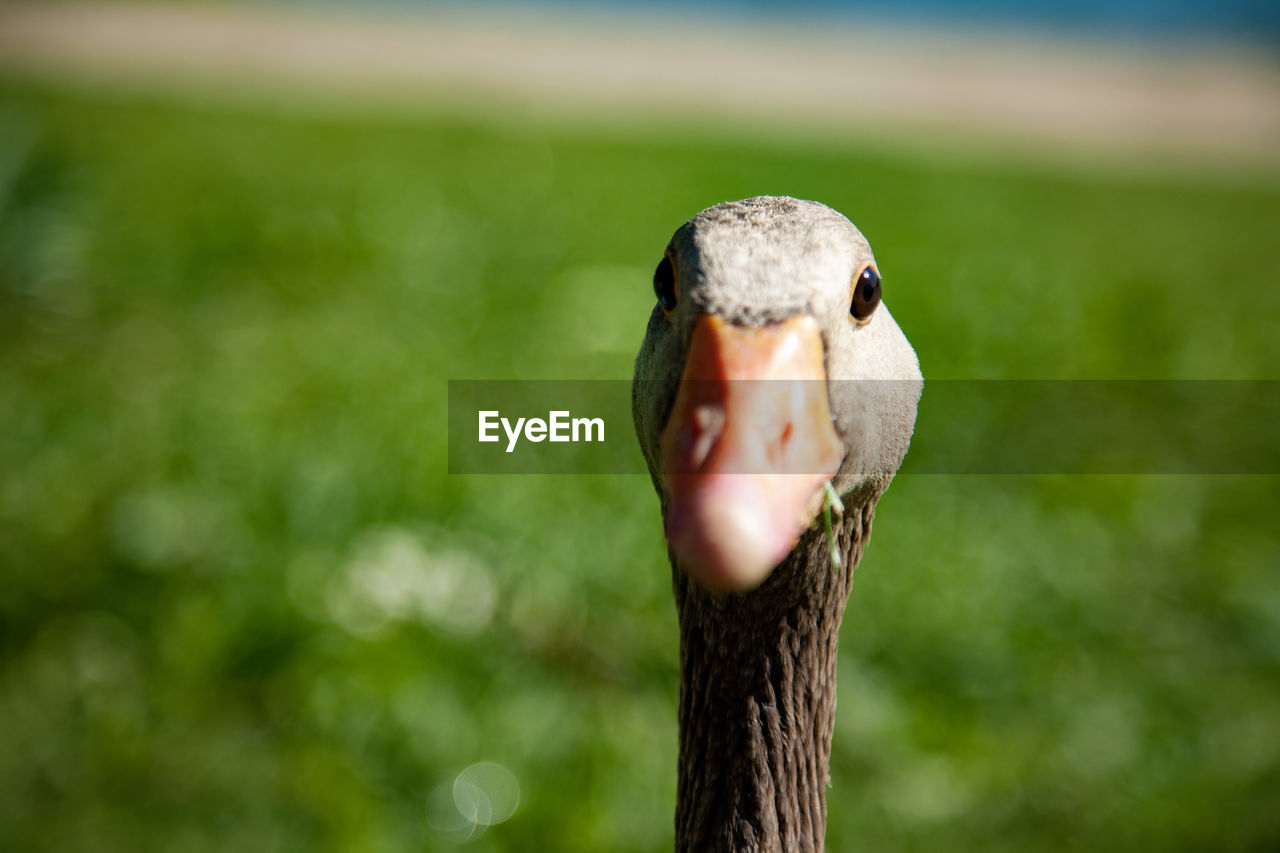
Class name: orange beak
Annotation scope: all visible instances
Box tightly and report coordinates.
[659,314,845,592]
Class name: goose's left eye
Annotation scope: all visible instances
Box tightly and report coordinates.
[654,253,678,312]
[849,265,881,324]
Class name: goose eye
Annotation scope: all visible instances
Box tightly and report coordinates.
[654,253,677,312]
[849,265,881,324]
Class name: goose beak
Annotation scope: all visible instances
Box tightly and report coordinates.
[659,314,845,592]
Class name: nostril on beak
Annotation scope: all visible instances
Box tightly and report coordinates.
[689,405,725,470]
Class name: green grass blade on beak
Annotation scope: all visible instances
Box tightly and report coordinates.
[822,481,844,571]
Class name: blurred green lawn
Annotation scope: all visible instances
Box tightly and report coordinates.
[2,79,1278,852]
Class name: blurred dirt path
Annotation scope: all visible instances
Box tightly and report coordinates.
[1,1,1278,166]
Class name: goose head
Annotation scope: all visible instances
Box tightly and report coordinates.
[633,196,922,591]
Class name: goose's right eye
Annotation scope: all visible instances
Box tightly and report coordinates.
[849,264,881,324]
[654,254,677,312]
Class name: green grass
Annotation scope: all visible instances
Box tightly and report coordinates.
[1,79,1278,852]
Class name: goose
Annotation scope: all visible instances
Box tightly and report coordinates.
[632,196,921,851]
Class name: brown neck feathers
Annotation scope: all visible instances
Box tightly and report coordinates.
[672,500,874,852]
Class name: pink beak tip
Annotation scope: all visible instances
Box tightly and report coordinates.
[665,477,800,592]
